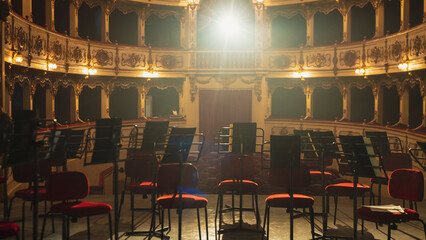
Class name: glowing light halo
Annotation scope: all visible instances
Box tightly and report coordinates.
[218,15,241,38]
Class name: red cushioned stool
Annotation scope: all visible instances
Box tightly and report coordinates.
[40,171,112,240]
[0,222,19,239]
[156,163,208,240]
[358,169,426,240]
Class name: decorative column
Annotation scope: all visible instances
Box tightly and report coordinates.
[45,86,55,120]
[1,21,6,115]
[137,86,146,119]
[400,0,410,31]
[374,0,385,38]
[23,84,33,110]
[181,6,197,49]
[424,0,426,23]
[70,85,79,123]
[342,5,351,42]
[398,85,409,126]
[341,84,351,121]
[69,1,79,37]
[100,86,110,119]
[22,0,32,21]
[304,84,313,119]
[306,7,314,46]
[254,2,265,49]
[100,3,111,42]
[420,82,426,128]
[45,0,55,30]
[137,8,146,46]
[372,85,384,124]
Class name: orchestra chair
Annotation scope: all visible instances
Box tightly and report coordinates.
[40,171,112,240]
[156,163,208,240]
[0,222,19,240]
[117,149,159,232]
[215,153,261,231]
[369,152,412,205]
[325,136,372,225]
[357,169,426,240]
[263,165,315,240]
[7,159,52,238]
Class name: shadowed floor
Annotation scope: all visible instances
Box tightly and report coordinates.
[8,194,426,240]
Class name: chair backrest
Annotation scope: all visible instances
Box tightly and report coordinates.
[269,165,311,190]
[125,149,158,180]
[47,171,89,201]
[220,153,255,179]
[388,169,424,202]
[12,159,51,183]
[381,153,412,171]
[156,163,198,193]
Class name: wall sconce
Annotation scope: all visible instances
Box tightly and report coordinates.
[9,51,23,63]
[398,60,411,71]
[82,66,97,75]
[355,66,367,78]
[187,0,200,11]
[46,56,57,70]
[143,45,158,79]
[254,0,264,10]
[294,70,308,80]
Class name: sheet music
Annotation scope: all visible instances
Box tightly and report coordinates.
[362,204,405,213]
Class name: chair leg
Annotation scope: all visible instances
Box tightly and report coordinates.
[205,207,209,240]
[108,213,113,240]
[197,208,202,240]
[161,208,165,240]
[387,224,391,240]
[254,192,260,229]
[130,192,134,232]
[262,205,268,235]
[333,196,338,225]
[231,191,235,223]
[219,191,224,230]
[369,183,375,205]
[118,189,126,220]
[7,196,15,221]
[309,207,315,240]
[87,216,91,240]
[21,201,25,240]
[50,202,55,233]
[40,212,49,240]
[266,206,270,240]
[378,183,382,205]
[214,194,219,240]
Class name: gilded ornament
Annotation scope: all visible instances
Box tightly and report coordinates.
[52,41,63,60]
[33,36,44,56]
[4,23,11,44]
[70,47,84,63]
[307,53,330,68]
[15,27,27,51]
[411,35,424,56]
[390,41,403,61]
[94,50,112,66]
[159,55,177,69]
[369,46,382,64]
[122,53,145,68]
[342,51,357,67]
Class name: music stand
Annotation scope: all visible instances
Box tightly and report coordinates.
[50,129,85,170]
[327,135,382,240]
[161,127,196,164]
[270,135,301,240]
[8,110,41,240]
[218,122,263,236]
[365,131,392,157]
[140,121,170,152]
[84,118,122,240]
[409,142,426,171]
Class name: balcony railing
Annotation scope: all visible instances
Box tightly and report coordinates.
[4,12,426,78]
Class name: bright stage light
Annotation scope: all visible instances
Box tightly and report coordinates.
[218,15,241,38]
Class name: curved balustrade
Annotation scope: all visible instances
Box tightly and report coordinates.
[265,118,425,153]
[4,12,426,78]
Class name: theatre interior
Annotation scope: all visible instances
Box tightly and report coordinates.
[0,0,426,239]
